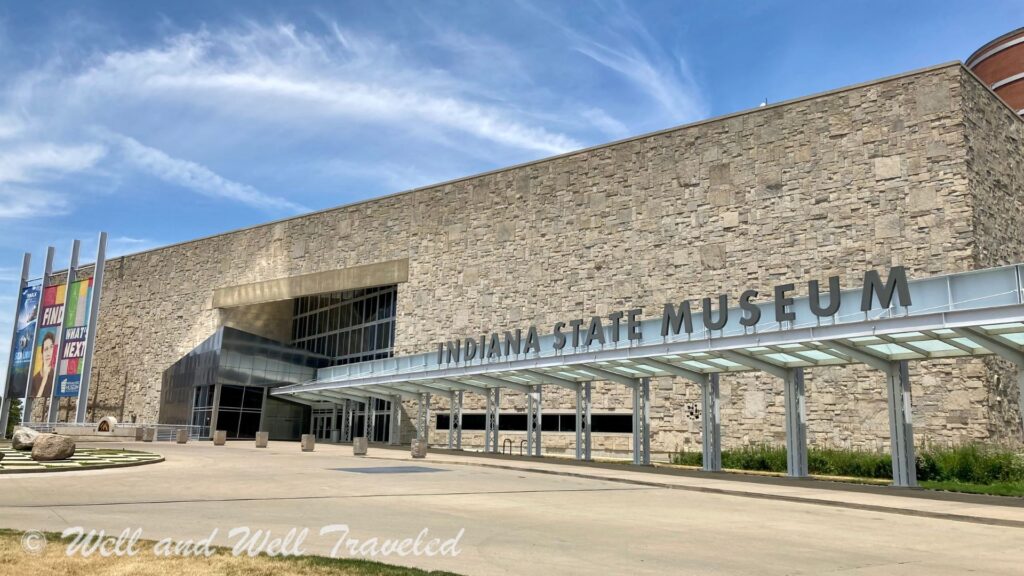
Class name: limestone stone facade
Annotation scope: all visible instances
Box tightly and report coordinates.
[72,63,1023,458]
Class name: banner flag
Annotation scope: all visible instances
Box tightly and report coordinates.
[29,283,66,399]
[4,282,41,399]
[54,278,93,398]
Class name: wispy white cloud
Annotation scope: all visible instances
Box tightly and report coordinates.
[53,23,582,156]
[108,133,307,213]
[0,142,105,220]
[0,143,106,184]
[520,0,707,126]
[581,107,630,139]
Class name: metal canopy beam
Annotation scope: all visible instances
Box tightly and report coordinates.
[317,390,370,404]
[388,381,453,400]
[578,365,640,388]
[363,385,419,401]
[825,341,894,375]
[428,378,489,395]
[637,358,708,384]
[953,327,1024,366]
[719,350,789,379]
[523,370,581,391]
[465,374,532,393]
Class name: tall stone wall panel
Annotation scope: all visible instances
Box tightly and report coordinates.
[962,67,1024,443]
[82,64,1018,451]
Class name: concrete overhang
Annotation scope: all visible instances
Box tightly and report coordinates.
[212,259,409,308]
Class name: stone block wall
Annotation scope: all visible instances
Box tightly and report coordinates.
[80,63,1023,455]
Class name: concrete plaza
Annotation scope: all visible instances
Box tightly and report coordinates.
[2,441,1024,575]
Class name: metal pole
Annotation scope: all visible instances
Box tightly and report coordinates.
[0,253,31,437]
[575,386,583,460]
[632,385,638,464]
[454,390,463,450]
[784,368,808,477]
[258,386,269,432]
[26,247,55,424]
[584,382,592,461]
[701,373,722,472]
[534,384,543,457]
[75,232,105,423]
[484,389,492,452]
[416,393,427,441]
[48,240,80,423]
[887,360,917,487]
[641,378,650,465]
[388,396,400,445]
[448,394,455,449]
[210,382,222,437]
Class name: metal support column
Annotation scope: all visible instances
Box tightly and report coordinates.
[450,390,463,450]
[484,387,500,453]
[527,384,542,457]
[75,231,106,423]
[331,403,339,442]
[784,367,808,478]
[417,392,429,441]
[887,360,917,487]
[48,240,80,423]
[366,398,376,442]
[258,386,269,432]
[209,382,222,437]
[0,252,31,438]
[341,399,352,442]
[632,378,650,465]
[701,373,721,472]
[389,396,400,445]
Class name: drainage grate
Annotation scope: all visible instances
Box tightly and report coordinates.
[332,466,446,474]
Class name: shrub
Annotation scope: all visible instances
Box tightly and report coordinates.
[916,444,1024,484]
[673,443,1024,485]
[5,399,21,438]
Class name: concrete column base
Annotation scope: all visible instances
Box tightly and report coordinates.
[301,434,315,452]
[352,436,368,455]
[411,438,428,459]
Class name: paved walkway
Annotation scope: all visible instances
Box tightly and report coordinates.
[365,446,1024,527]
[1,441,1023,575]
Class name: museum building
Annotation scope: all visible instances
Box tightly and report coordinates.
[26,60,1024,466]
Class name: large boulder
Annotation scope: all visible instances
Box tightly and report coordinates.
[11,426,39,451]
[31,434,76,461]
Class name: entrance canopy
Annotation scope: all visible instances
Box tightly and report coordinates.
[275,264,1024,397]
[273,264,1024,487]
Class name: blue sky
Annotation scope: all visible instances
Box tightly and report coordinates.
[0,0,1022,381]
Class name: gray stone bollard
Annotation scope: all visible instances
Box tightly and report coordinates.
[213,430,227,445]
[255,431,269,448]
[142,428,155,442]
[134,427,144,441]
[175,429,188,444]
[352,436,368,456]
[301,434,315,452]
[411,438,428,459]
